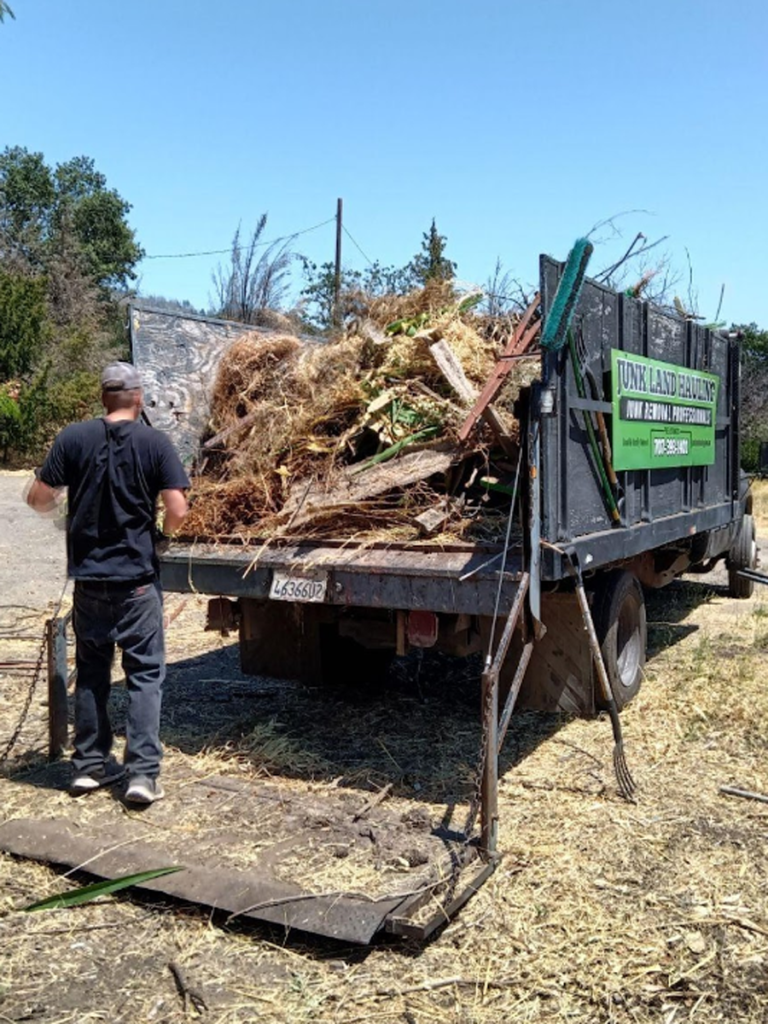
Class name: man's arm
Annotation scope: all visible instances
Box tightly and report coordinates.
[26,430,68,516]
[25,476,65,516]
[160,488,188,536]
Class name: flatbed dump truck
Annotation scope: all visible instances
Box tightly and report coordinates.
[122,254,756,939]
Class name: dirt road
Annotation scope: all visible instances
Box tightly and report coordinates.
[0,471,68,613]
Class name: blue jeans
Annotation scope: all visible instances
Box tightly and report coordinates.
[72,579,165,779]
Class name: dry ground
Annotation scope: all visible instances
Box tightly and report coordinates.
[1,473,767,1023]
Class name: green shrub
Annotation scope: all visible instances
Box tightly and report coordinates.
[742,438,759,474]
[46,370,101,427]
[0,385,22,460]
[0,368,101,465]
[0,271,49,378]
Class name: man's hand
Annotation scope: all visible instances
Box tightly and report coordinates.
[24,475,66,518]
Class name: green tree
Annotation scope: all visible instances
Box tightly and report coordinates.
[299,259,360,330]
[0,147,143,290]
[0,270,49,378]
[298,219,455,331]
[408,218,456,285]
[734,323,768,471]
[299,259,417,331]
[0,147,55,271]
[0,2,14,23]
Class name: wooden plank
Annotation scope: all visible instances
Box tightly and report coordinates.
[281,448,455,527]
[46,617,68,761]
[428,340,512,448]
[414,504,452,535]
[201,409,260,450]
[429,339,477,403]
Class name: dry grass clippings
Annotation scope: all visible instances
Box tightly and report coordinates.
[3,565,768,1021]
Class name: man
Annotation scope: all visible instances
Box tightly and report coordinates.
[26,361,190,803]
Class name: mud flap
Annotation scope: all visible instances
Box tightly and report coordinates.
[484,591,595,716]
[518,591,595,715]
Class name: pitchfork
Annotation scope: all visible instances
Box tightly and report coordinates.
[565,548,637,802]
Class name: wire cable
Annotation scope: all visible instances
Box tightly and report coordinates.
[341,224,375,267]
[144,216,336,261]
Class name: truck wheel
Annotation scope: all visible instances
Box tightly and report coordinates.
[728,513,757,599]
[592,571,646,711]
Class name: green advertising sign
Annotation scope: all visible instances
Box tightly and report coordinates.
[610,350,719,471]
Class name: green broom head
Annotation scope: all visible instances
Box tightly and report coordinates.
[541,238,594,351]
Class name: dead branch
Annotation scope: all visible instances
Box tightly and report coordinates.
[168,960,209,1014]
[353,782,393,821]
[596,235,670,284]
[719,785,768,805]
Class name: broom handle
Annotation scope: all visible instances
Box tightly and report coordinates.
[568,332,620,522]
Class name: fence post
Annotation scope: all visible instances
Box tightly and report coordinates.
[47,616,69,760]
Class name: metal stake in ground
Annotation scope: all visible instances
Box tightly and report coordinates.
[566,551,636,802]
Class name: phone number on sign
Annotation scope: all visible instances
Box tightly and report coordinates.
[653,437,689,456]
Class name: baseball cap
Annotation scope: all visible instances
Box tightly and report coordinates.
[101,361,142,392]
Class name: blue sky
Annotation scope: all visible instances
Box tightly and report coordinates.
[2,0,767,324]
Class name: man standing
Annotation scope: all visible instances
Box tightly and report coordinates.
[26,362,190,803]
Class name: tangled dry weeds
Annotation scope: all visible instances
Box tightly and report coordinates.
[2,487,768,1022]
[182,285,537,543]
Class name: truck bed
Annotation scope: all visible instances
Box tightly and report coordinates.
[160,539,525,616]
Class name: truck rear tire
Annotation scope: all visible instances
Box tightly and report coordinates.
[728,513,757,599]
[592,571,646,711]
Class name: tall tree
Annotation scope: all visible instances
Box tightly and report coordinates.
[0,3,14,23]
[408,218,456,285]
[0,147,144,290]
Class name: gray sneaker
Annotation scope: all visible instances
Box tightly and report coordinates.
[125,775,165,804]
[70,763,126,795]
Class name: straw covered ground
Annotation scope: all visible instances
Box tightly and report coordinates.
[182,283,538,544]
[0,483,767,1021]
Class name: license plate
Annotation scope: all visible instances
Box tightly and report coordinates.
[269,569,328,603]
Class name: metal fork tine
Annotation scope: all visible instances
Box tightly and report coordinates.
[613,744,637,801]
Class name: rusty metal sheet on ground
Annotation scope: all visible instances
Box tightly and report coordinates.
[0,773,472,944]
[0,817,405,944]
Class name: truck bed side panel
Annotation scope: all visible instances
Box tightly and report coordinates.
[539,256,738,580]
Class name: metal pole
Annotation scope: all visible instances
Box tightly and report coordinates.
[333,198,343,327]
[479,664,498,857]
[47,617,69,760]
[528,384,543,635]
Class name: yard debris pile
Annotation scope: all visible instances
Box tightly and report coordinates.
[182,282,541,542]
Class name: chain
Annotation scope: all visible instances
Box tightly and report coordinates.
[0,632,47,766]
[0,584,69,767]
[462,665,494,839]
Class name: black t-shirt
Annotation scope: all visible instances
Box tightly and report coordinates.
[39,418,190,581]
